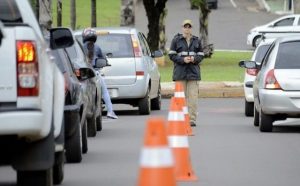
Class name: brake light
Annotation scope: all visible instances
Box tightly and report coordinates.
[265,69,281,89]
[136,71,144,76]
[131,34,142,57]
[17,41,39,96]
[246,69,257,76]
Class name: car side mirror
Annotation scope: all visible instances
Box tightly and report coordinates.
[151,50,163,58]
[77,67,95,81]
[49,28,74,50]
[94,58,110,69]
[238,60,257,69]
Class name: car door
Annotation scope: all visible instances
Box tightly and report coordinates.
[138,32,160,98]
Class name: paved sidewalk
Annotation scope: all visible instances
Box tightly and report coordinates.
[161,81,244,98]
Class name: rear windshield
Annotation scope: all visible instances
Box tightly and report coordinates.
[255,44,271,63]
[0,0,22,23]
[96,34,134,58]
[275,41,300,69]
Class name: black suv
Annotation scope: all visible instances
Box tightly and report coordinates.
[51,48,95,163]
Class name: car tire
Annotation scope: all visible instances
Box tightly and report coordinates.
[17,168,53,186]
[245,99,254,117]
[253,35,262,48]
[213,2,218,9]
[87,114,97,137]
[96,101,102,131]
[65,115,82,163]
[151,84,161,110]
[53,151,64,185]
[253,106,259,127]
[82,120,88,154]
[139,88,151,115]
[259,110,273,132]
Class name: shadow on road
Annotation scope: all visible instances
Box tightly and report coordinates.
[272,125,300,133]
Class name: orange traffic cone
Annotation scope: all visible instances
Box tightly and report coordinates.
[137,117,177,186]
[174,82,194,136]
[167,97,198,181]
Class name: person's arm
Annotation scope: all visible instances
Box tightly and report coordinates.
[168,37,185,65]
[192,39,204,65]
[95,45,104,59]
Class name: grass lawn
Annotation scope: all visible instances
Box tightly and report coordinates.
[50,1,252,83]
[51,0,121,29]
[159,50,253,82]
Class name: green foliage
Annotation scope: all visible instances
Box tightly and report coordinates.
[159,51,253,82]
[52,0,121,28]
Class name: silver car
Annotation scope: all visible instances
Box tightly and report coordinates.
[239,36,300,132]
[74,27,163,115]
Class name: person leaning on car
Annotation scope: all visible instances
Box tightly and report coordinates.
[168,19,204,127]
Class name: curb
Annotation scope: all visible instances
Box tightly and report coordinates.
[161,82,244,98]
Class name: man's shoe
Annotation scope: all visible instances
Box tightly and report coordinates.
[190,121,196,127]
[107,112,118,119]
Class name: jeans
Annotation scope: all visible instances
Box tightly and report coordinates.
[99,75,113,113]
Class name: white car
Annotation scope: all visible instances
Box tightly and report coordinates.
[241,39,275,116]
[247,14,300,48]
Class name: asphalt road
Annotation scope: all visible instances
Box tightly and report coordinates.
[1,98,300,186]
[135,0,281,50]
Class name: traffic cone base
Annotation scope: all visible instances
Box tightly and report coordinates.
[139,168,176,186]
[173,148,198,181]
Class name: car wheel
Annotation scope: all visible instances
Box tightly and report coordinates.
[96,101,102,131]
[253,106,259,127]
[245,99,254,117]
[259,109,273,132]
[65,114,82,163]
[138,88,151,115]
[53,151,64,185]
[82,119,88,154]
[253,35,262,48]
[18,168,52,186]
[213,2,218,9]
[151,84,161,110]
[87,114,97,137]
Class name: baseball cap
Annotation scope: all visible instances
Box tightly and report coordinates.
[182,19,193,27]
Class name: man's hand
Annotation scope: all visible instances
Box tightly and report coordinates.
[184,56,194,63]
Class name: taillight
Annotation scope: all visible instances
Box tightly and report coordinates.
[17,41,39,96]
[136,71,144,76]
[131,34,142,57]
[246,69,257,76]
[265,69,281,89]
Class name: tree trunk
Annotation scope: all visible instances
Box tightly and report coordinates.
[91,0,97,27]
[294,0,300,13]
[70,0,76,30]
[57,0,62,27]
[159,8,167,53]
[198,0,213,57]
[120,0,135,26]
[39,0,52,34]
[143,0,168,51]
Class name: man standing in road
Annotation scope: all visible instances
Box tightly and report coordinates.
[168,19,204,127]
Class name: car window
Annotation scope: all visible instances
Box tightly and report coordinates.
[274,17,294,27]
[65,45,78,61]
[275,41,300,69]
[0,0,22,23]
[95,34,134,58]
[261,43,275,67]
[254,44,271,63]
[52,49,75,74]
[138,33,150,56]
[142,33,152,55]
[298,18,300,26]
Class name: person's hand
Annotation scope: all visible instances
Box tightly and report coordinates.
[184,56,191,63]
[190,56,195,63]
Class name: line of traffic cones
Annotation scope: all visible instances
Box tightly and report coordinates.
[137,82,198,185]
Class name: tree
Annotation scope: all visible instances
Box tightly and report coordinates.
[70,0,76,30]
[91,0,97,27]
[190,0,213,57]
[57,0,62,26]
[143,0,168,51]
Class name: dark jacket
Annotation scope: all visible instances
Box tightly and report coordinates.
[168,33,204,81]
